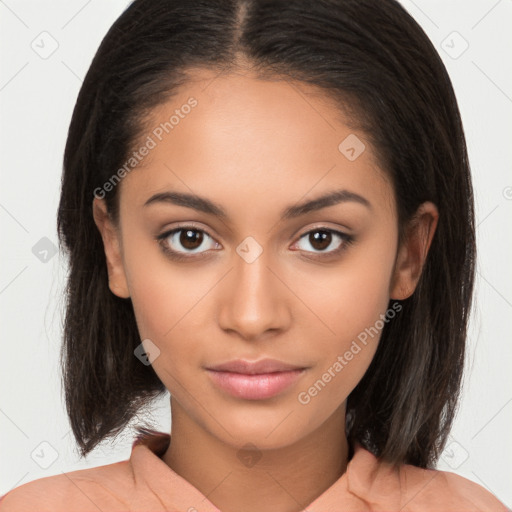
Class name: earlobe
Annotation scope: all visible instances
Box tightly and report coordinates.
[390,201,439,300]
[92,198,131,299]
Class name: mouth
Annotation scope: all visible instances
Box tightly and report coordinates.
[205,358,308,400]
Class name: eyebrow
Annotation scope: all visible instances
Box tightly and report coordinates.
[143,188,372,220]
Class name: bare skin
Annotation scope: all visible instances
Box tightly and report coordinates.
[93,68,438,512]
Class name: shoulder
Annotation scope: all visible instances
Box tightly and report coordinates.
[0,459,134,512]
[349,444,508,510]
[397,461,508,510]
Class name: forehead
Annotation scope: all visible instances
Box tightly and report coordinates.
[119,68,394,221]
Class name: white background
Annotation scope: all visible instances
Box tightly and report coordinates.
[1,0,511,507]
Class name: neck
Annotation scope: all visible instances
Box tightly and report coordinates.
[162,399,349,512]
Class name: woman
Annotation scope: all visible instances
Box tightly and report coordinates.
[1,0,507,510]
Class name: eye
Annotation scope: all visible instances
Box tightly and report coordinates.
[157,226,220,260]
[292,228,353,257]
[156,225,353,262]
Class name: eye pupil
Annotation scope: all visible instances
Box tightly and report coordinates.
[310,231,331,250]
[180,229,203,249]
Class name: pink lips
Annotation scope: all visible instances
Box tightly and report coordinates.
[205,359,307,400]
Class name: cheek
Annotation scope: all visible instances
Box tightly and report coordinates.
[126,258,206,392]
[291,233,396,398]
[122,232,219,376]
[293,278,391,419]
[120,230,186,339]
[294,238,396,345]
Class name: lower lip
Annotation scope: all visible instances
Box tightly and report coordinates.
[206,369,306,400]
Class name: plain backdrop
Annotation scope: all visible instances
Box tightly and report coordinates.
[1,0,511,506]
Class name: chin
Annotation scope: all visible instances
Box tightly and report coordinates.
[204,405,320,451]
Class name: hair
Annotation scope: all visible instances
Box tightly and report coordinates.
[57,0,475,468]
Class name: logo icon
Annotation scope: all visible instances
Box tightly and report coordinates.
[134,339,161,365]
[31,31,59,59]
[338,134,366,161]
[440,440,469,469]
[237,442,262,468]
[236,236,263,264]
[31,441,59,469]
[441,31,469,60]
[32,237,58,263]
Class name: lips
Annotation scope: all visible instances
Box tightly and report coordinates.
[207,358,305,375]
[205,358,307,400]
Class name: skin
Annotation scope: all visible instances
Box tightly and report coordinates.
[93,68,438,512]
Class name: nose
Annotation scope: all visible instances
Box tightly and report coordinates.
[216,246,291,342]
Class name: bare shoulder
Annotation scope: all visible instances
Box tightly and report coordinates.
[0,459,134,512]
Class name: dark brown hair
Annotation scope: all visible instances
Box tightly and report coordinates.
[57,0,475,468]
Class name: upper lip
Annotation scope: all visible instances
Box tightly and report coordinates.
[206,358,306,375]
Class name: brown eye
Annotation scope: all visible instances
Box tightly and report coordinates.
[157,227,219,257]
[294,228,353,256]
[309,231,332,251]
[180,229,204,250]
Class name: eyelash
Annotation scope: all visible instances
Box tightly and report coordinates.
[156,225,354,262]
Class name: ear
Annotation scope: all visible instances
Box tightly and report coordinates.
[92,197,130,299]
[390,201,439,300]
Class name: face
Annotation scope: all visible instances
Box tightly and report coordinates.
[93,68,437,450]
